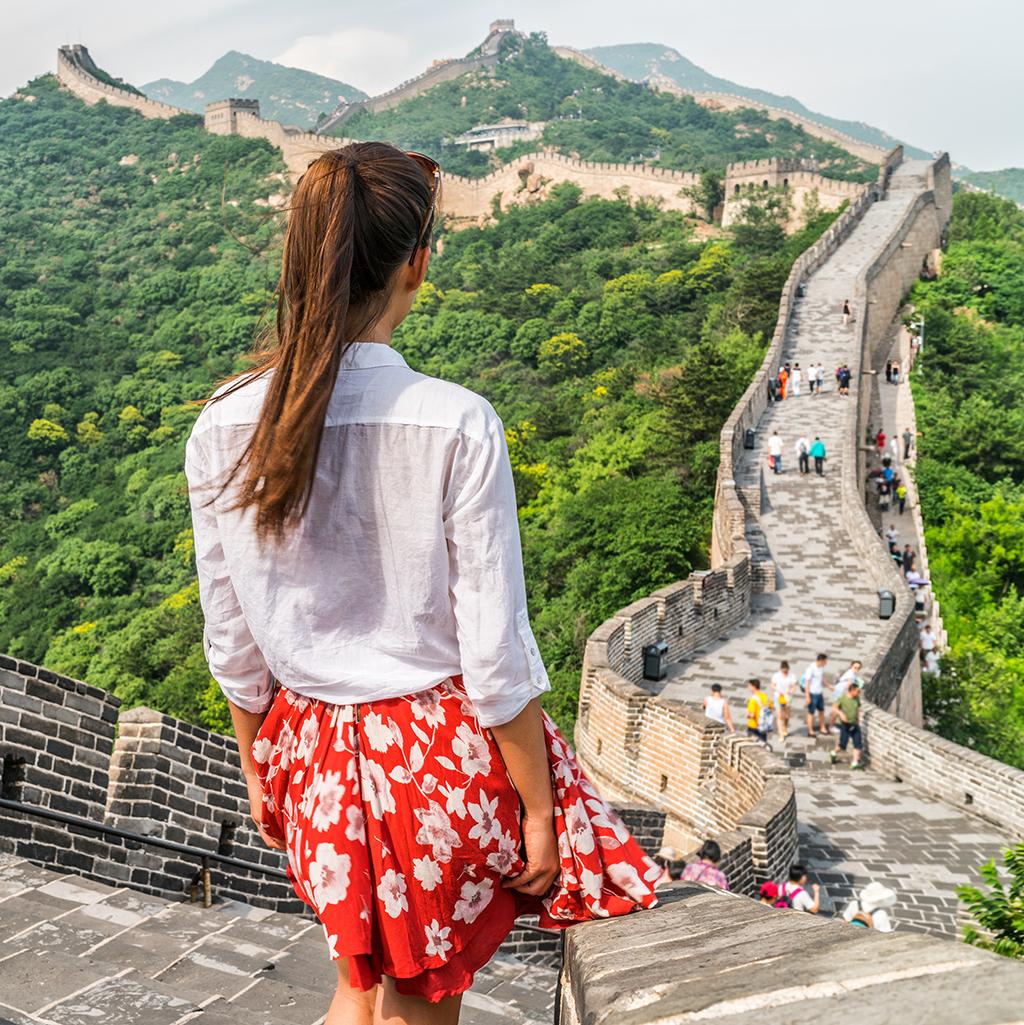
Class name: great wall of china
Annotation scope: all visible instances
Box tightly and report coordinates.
[0,34,1021,1025]
[56,41,867,231]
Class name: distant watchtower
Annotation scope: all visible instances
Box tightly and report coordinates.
[204,98,260,135]
[481,19,516,55]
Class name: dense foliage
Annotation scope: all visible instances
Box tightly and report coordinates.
[337,34,875,183]
[958,843,1024,960]
[0,74,838,734]
[909,191,1024,769]
[0,76,285,728]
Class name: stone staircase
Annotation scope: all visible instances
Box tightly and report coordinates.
[0,855,556,1025]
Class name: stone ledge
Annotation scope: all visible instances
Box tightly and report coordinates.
[560,883,1024,1025]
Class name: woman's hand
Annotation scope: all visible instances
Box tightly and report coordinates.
[503,810,559,896]
[245,772,285,851]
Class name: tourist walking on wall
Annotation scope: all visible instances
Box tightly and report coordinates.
[803,653,830,737]
[842,298,852,326]
[836,364,851,396]
[771,660,797,741]
[185,144,658,1022]
[920,624,937,666]
[810,436,827,476]
[681,840,730,891]
[903,545,916,575]
[884,524,899,554]
[746,678,773,742]
[829,681,865,769]
[903,427,914,460]
[885,359,893,384]
[896,481,907,514]
[768,431,784,474]
[703,683,735,733]
[796,435,810,475]
[791,363,802,397]
[816,363,826,395]
[875,428,887,453]
[831,660,863,707]
[780,864,821,913]
[891,359,900,385]
[778,366,789,401]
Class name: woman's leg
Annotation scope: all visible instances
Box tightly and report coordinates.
[327,958,377,1025]
[376,978,463,1025]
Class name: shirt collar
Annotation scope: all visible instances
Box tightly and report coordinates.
[339,341,409,370]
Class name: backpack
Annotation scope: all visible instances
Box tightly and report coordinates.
[757,697,775,734]
[849,911,874,928]
[775,884,801,910]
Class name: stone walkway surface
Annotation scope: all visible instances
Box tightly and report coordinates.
[0,855,555,1025]
[650,161,1013,937]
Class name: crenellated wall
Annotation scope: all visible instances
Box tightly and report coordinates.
[553,45,891,165]
[55,44,864,231]
[722,158,869,230]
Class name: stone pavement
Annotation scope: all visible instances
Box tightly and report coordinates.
[647,161,1013,938]
[0,854,555,1025]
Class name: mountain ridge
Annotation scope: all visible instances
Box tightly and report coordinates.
[583,43,932,161]
[142,50,366,129]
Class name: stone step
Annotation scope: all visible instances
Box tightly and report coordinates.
[0,857,556,1024]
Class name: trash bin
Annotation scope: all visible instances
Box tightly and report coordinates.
[878,588,896,620]
[744,427,756,450]
[643,640,669,681]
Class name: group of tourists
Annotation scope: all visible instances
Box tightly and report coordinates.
[768,431,827,476]
[770,361,829,401]
[884,359,902,386]
[670,846,899,933]
[869,428,910,514]
[767,362,856,402]
[702,654,866,768]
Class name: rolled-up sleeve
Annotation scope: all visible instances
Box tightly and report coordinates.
[443,409,550,728]
[185,434,272,713]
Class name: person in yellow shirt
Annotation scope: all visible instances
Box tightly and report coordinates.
[746,678,771,742]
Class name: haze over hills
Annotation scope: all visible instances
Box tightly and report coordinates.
[585,43,932,162]
[143,50,366,128]
[958,168,1024,205]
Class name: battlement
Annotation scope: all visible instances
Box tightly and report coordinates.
[204,97,261,134]
[56,44,191,121]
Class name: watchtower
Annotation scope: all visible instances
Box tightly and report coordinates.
[204,98,260,135]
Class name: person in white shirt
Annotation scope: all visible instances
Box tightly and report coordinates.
[790,363,802,397]
[815,363,826,395]
[768,431,784,474]
[185,143,658,1019]
[780,864,821,913]
[702,683,735,732]
[770,660,797,740]
[831,660,863,704]
[884,523,899,554]
[803,653,830,737]
[920,624,936,661]
[795,436,810,476]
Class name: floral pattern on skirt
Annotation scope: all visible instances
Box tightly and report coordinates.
[251,675,659,1002]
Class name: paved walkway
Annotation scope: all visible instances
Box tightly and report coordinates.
[650,161,1012,938]
[0,855,555,1025]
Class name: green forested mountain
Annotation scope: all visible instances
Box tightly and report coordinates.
[584,42,929,160]
[332,34,876,182]
[143,51,366,128]
[0,72,840,733]
[958,169,1024,206]
[909,192,1024,769]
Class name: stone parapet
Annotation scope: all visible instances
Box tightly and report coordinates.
[559,883,1024,1025]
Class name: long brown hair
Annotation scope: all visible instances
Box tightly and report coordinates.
[205,142,436,541]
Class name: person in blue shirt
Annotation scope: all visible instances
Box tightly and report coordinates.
[810,437,827,476]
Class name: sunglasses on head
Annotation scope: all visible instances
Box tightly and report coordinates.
[406,151,441,262]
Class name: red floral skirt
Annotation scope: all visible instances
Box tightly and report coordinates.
[250,675,659,1002]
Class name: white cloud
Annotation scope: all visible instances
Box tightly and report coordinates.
[274,28,414,95]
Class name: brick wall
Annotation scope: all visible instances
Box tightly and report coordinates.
[862,703,1024,840]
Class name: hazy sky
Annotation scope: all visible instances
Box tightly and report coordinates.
[5,0,1021,170]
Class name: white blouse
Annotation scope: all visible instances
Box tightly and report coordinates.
[184,341,550,728]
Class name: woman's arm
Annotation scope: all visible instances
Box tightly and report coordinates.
[489,698,558,897]
[228,700,284,851]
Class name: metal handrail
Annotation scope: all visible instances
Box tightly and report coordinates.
[0,796,288,905]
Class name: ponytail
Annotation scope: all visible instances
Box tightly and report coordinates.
[203,143,435,541]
